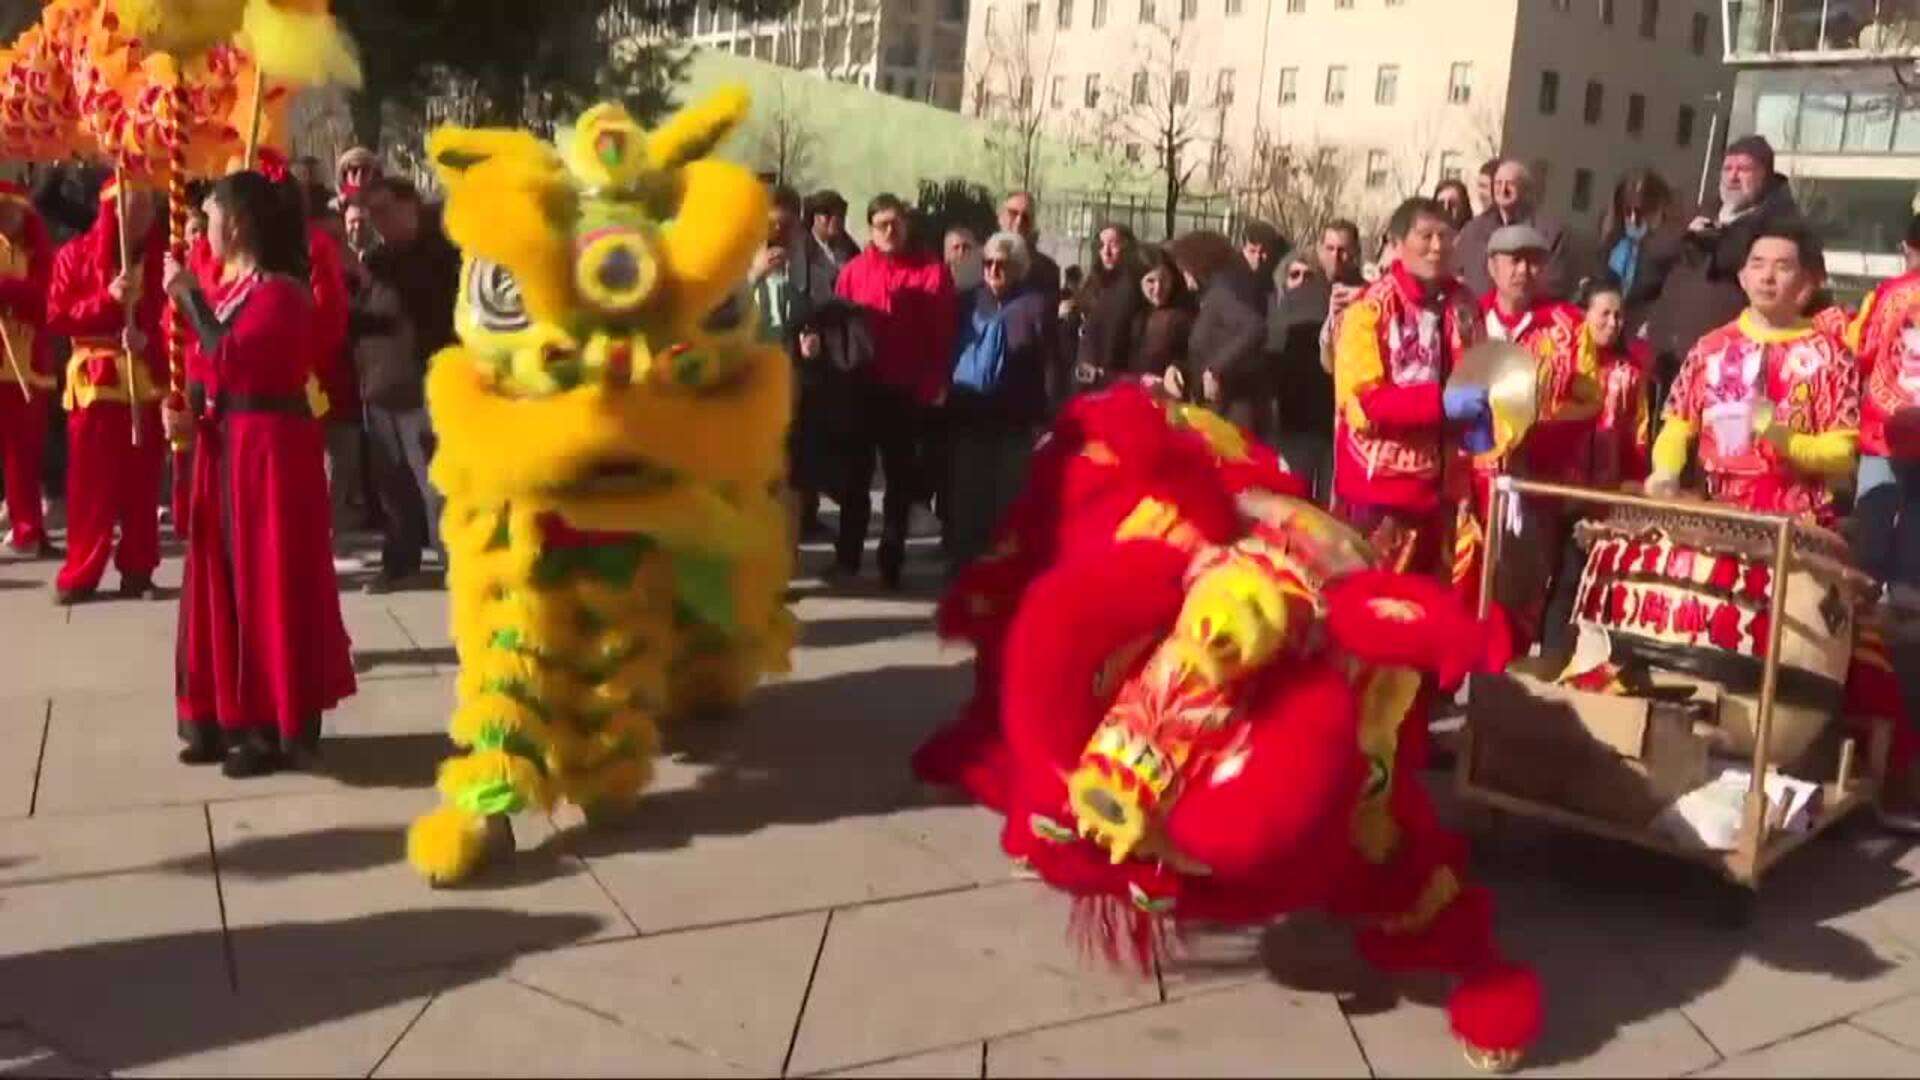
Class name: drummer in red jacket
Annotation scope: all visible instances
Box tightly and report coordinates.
[0,181,55,557]
[1647,224,1858,525]
[47,178,168,604]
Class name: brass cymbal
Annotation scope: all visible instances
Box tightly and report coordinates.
[1446,341,1538,460]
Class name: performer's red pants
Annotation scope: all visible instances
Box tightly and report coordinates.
[0,387,46,550]
[56,402,163,594]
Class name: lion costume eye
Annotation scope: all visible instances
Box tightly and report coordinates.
[702,288,751,336]
[468,259,531,333]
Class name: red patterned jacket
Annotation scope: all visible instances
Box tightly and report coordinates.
[1331,262,1481,512]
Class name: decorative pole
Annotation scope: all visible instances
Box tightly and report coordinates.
[115,170,143,447]
[165,76,189,451]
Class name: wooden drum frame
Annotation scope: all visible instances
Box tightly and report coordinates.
[1460,476,1893,892]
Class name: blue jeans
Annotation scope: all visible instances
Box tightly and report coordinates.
[1854,455,1920,587]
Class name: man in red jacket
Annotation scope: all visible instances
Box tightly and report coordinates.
[47,179,167,604]
[0,181,54,557]
[832,193,955,589]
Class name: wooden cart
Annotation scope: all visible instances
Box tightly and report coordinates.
[1456,476,1893,899]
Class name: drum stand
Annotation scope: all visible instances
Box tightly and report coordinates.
[1457,475,1893,897]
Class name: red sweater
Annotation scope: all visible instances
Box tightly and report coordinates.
[835,247,956,405]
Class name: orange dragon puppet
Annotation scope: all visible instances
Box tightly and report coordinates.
[917,385,1545,1071]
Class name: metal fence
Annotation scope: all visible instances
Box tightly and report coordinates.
[1037,188,1247,271]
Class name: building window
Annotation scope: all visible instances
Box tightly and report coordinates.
[1690,10,1709,54]
[1539,70,1559,115]
[1572,168,1595,212]
[1092,0,1107,24]
[1448,62,1472,104]
[1677,103,1696,146]
[1139,0,1153,19]
[1180,0,1197,18]
[1277,66,1297,104]
[1024,0,1040,29]
[1125,143,1141,163]
[1216,68,1236,106]
[1755,89,1799,148]
[1334,0,1351,7]
[1798,91,1845,153]
[1225,0,1242,13]
[1845,92,1899,154]
[1286,0,1303,11]
[1172,68,1190,105]
[1082,74,1100,107]
[1375,64,1398,105]
[1365,149,1389,188]
[1209,142,1228,182]
[1600,0,1614,24]
[1638,0,1657,39]
[1325,65,1347,105]
[1049,75,1063,106]
[1627,92,1646,135]
[1019,75,1033,106]
[1058,0,1073,26]
[1440,150,1463,180]
[1583,79,1604,125]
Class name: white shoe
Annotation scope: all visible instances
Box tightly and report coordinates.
[333,555,365,573]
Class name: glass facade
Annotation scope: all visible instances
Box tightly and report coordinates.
[1726,0,1920,59]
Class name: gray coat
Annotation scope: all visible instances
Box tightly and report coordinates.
[1455,207,1573,301]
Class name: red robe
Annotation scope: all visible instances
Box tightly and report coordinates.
[45,198,168,595]
[0,192,53,550]
[306,224,353,420]
[176,272,356,748]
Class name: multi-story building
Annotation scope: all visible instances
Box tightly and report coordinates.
[1721,0,1920,291]
[962,0,1731,232]
[684,0,972,109]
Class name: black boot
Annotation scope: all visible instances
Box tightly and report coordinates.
[221,741,282,779]
[178,726,223,766]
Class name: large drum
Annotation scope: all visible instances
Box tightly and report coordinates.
[1568,503,1876,768]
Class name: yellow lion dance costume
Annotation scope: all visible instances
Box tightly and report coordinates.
[406,89,795,886]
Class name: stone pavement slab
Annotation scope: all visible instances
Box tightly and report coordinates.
[0,806,228,1011]
[0,695,44,819]
[507,912,828,1075]
[17,967,447,1078]
[821,1044,984,1078]
[1697,1022,1920,1077]
[1856,991,1920,1051]
[374,976,747,1078]
[985,981,1368,1078]
[34,691,335,814]
[208,790,629,982]
[785,881,1158,1076]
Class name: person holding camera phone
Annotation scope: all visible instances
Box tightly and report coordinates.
[1646,136,1802,416]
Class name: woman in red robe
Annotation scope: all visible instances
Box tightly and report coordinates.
[163,170,357,778]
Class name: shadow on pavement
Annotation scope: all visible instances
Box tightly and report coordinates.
[317,732,455,791]
[554,661,970,859]
[0,909,604,1074]
[798,616,933,649]
[1161,814,1917,1069]
[352,647,458,674]
[162,826,408,881]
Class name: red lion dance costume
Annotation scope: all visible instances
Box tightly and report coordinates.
[915,385,1544,1071]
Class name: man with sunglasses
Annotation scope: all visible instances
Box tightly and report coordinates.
[831,193,956,589]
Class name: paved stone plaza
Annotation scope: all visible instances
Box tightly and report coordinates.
[1,533,1919,1077]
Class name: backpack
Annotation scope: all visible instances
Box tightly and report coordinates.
[951,296,1010,396]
